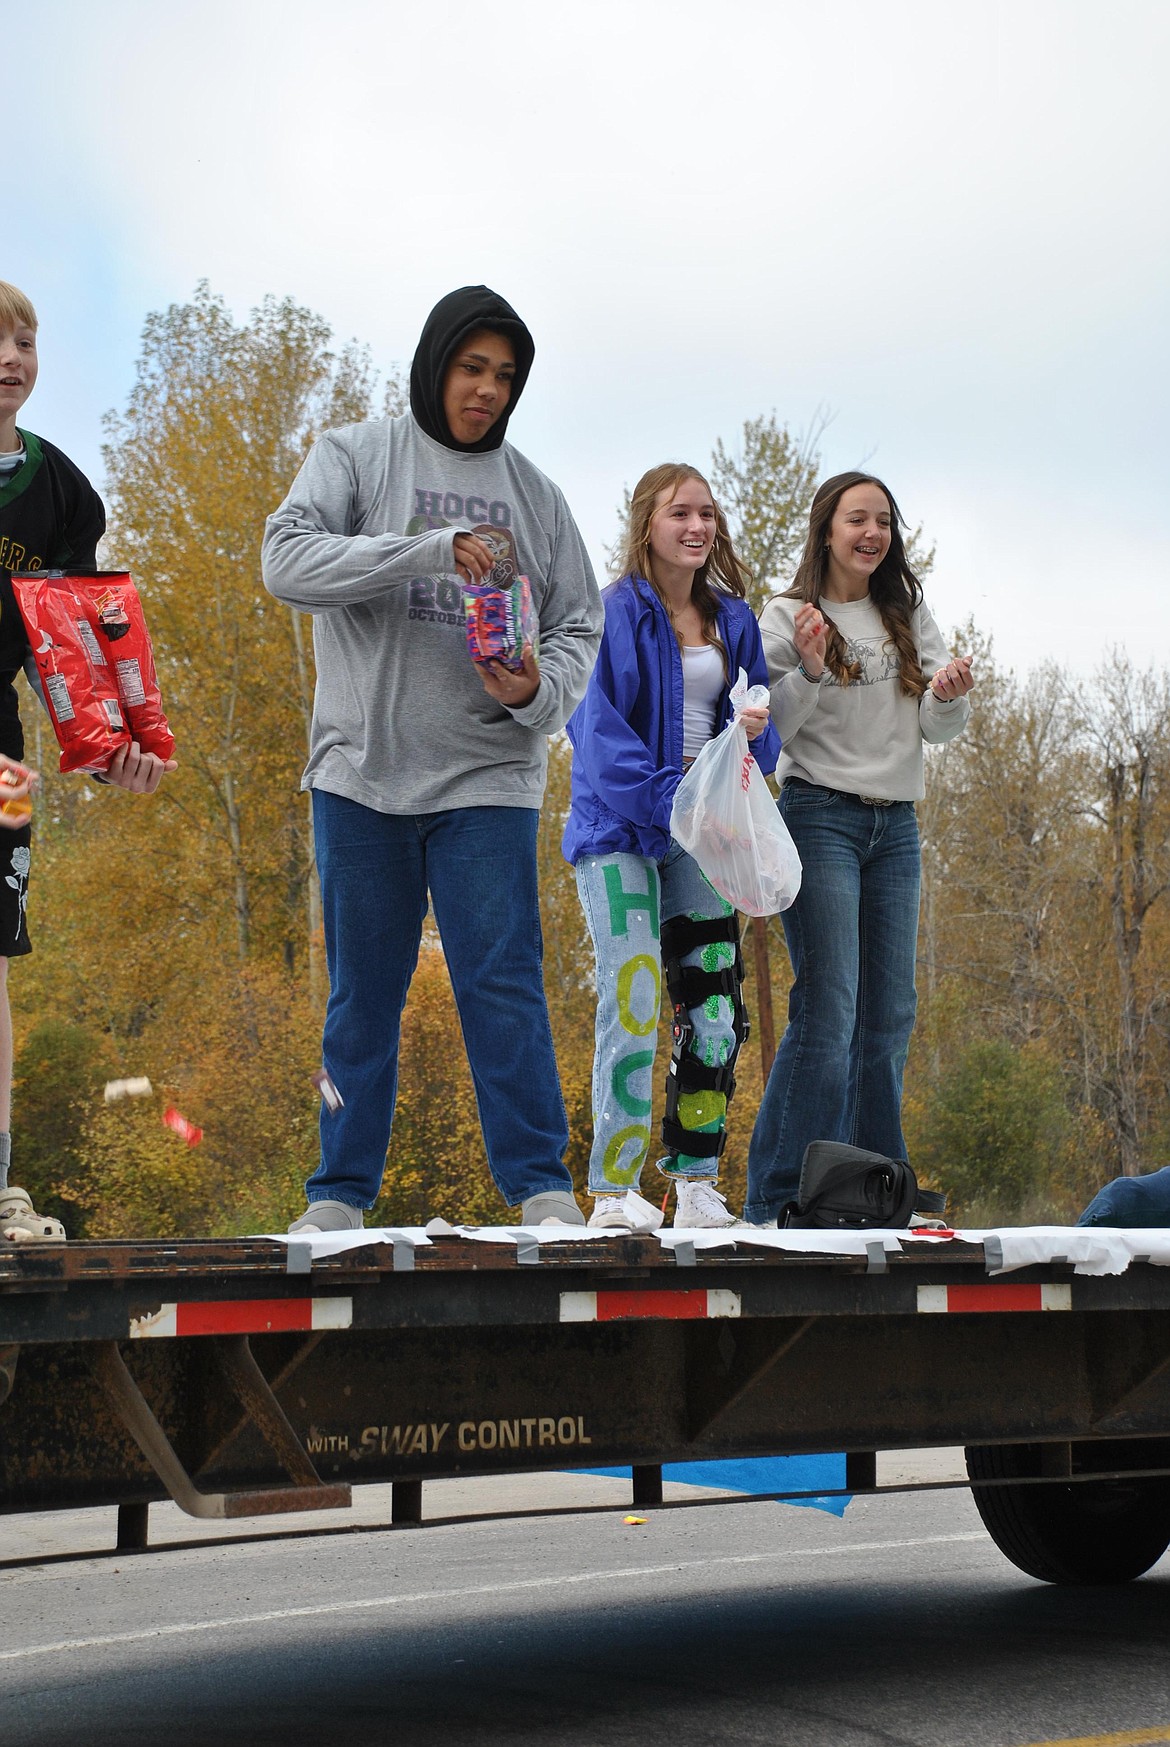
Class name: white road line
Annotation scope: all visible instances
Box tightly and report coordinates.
[0,1533,986,1664]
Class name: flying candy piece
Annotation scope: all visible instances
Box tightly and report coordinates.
[104,1077,154,1103]
[163,1105,203,1147]
[623,1515,648,1526]
[311,1068,344,1114]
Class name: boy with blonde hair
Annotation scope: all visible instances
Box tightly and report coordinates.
[0,281,174,1243]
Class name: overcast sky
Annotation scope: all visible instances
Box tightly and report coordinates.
[17,0,1168,677]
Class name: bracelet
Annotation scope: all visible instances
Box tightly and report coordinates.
[797,660,823,683]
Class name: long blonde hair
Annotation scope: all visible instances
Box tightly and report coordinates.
[617,463,751,666]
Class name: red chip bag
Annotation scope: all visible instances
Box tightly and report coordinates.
[11,573,131,773]
[81,573,175,761]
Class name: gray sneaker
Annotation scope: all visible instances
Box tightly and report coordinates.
[520,1190,586,1227]
[288,1199,364,1234]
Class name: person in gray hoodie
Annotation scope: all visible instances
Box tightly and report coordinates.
[263,286,602,1231]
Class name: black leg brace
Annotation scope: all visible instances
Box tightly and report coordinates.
[659,913,749,1161]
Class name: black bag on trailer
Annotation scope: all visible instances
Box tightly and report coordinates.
[784,1141,947,1230]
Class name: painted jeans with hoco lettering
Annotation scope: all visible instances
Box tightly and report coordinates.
[575,844,736,1195]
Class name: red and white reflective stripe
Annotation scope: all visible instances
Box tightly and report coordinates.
[917,1282,1072,1314]
[129,1297,353,1338]
[559,1288,740,1323]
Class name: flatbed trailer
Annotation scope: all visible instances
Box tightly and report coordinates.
[2,1227,1170,1586]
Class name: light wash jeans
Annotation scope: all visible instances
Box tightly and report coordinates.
[745,781,921,1223]
[575,843,737,1195]
[309,791,572,1211]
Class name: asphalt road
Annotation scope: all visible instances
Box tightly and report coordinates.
[1,1477,1168,1747]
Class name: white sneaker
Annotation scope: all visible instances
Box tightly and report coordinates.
[0,1187,66,1244]
[587,1189,664,1233]
[673,1180,749,1229]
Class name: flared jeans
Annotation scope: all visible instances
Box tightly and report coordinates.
[745,781,921,1222]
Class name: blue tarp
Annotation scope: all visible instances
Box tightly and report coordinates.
[573,1452,849,1516]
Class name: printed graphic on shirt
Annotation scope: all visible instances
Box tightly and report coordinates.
[404,487,521,635]
[408,573,464,626]
[408,490,513,534]
[4,841,30,943]
[822,634,901,688]
[0,436,105,690]
[0,537,45,573]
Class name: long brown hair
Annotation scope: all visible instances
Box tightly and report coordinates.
[618,463,751,667]
[786,470,927,696]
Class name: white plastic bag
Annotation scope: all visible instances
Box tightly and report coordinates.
[669,668,802,916]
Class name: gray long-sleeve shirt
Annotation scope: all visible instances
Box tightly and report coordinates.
[262,415,602,813]
[759,592,970,801]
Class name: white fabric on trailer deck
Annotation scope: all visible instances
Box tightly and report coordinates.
[260,1222,1170,1276]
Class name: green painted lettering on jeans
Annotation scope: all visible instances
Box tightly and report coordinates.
[616,954,660,1037]
[602,863,660,939]
[611,1049,654,1119]
[602,1125,650,1186]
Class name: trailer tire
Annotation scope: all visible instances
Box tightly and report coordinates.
[965,1442,1170,1585]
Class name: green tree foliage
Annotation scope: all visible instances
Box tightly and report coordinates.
[1073,659,1170,1176]
[11,286,387,1233]
[709,413,824,610]
[904,1039,1090,1221]
[101,282,377,978]
[911,635,1170,1198]
[11,1021,114,1233]
[70,962,324,1238]
[917,628,1088,1048]
[14,303,1170,1238]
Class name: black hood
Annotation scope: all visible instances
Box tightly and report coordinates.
[409,285,535,453]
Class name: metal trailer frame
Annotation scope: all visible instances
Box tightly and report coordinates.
[2,1234,1169,1574]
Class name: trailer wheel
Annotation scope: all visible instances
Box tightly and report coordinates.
[965,1443,1170,1585]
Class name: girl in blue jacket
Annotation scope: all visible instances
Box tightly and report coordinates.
[563,464,779,1229]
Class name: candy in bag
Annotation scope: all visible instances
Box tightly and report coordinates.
[461,525,538,673]
[83,573,175,760]
[12,573,130,773]
[670,669,802,917]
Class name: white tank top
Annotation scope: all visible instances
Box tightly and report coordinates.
[681,643,725,760]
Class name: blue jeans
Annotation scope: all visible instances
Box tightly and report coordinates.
[745,782,921,1222]
[310,791,571,1211]
[575,843,737,1195]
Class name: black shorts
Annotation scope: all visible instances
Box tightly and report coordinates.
[0,678,31,958]
[0,820,32,958]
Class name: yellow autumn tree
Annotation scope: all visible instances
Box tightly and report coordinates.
[11,286,393,1235]
[100,282,377,982]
